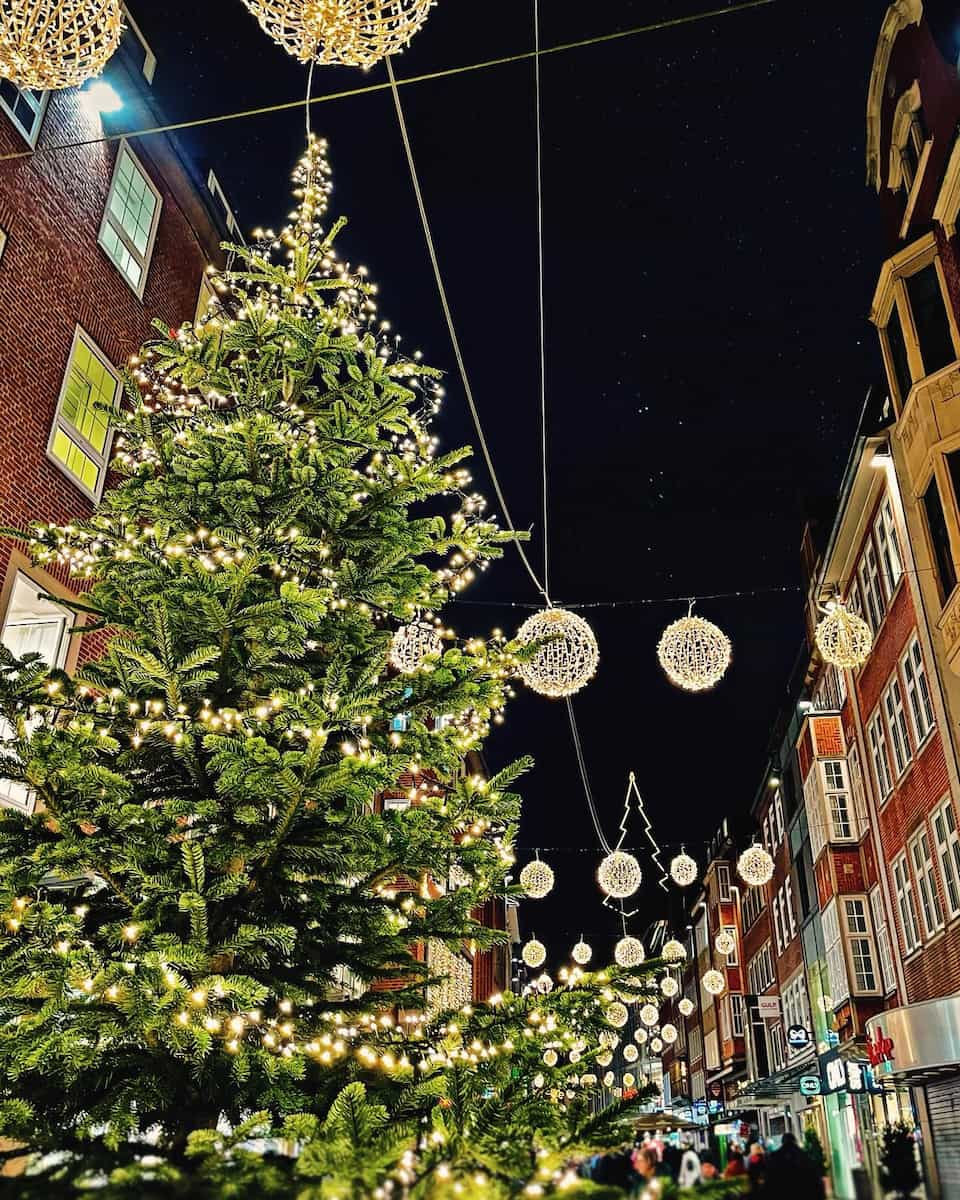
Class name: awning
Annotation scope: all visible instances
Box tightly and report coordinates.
[729,1063,808,1107]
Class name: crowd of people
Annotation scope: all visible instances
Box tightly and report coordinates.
[578,1129,827,1197]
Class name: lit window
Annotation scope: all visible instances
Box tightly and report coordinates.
[870,885,897,995]
[716,862,731,902]
[874,498,904,598]
[868,712,894,801]
[48,327,119,501]
[721,924,738,966]
[784,878,797,939]
[910,827,944,937]
[883,676,913,777]
[98,141,162,297]
[933,797,960,920]
[0,80,47,146]
[730,993,745,1037]
[892,853,921,954]
[901,636,935,746]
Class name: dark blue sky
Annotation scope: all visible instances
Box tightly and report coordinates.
[131,0,887,956]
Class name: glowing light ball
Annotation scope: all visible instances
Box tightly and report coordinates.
[516,607,599,697]
[670,851,698,887]
[0,0,123,90]
[605,1002,629,1028]
[815,600,873,670]
[738,844,774,887]
[715,929,736,956]
[640,1004,660,1027]
[678,997,695,1018]
[389,621,442,674]
[661,939,686,963]
[572,938,593,965]
[522,938,547,969]
[660,976,679,998]
[657,614,731,692]
[597,850,642,899]
[661,1023,678,1044]
[614,936,645,968]
[543,1049,558,1067]
[623,1043,639,1063]
[702,969,726,996]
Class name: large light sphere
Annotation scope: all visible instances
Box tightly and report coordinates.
[657,614,731,692]
[522,938,547,969]
[815,600,873,670]
[597,1050,613,1067]
[516,607,598,698]
[520,858,555,899]
[597,850,642,899]
[605,1001,629,1028]
[660,976,679,998]
[670,851,698,888]
[715,929,737,956]
[389,620,443,674]
[649,1037,663,1054]
[661,939,686,963]
[543,1049,558,1067]
[661,1023,678,1044]
[572,939,593,965]
[614,936,645,968]
[702,969,726,996]
[0,0,123,90]
[640,1004,660,1027]
[634,1027,648,1044]
[603,1070,615,1088]
[623,1042,639,1063]
[622,1072,636,1088]
[240,0,436,68]
[580,1073,597,1087]
[678,997,695,1018]
[738,843,774,887]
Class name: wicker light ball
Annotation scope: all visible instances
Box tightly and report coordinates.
[580,1072,598,1087]
[660,976,679,998]
[0,0,123,90]
[661,1023,678,1044]
[715,929,736,957]
[572,938,593,965]
[649,1037,664,1054]
[622,1072,636,1088]
[678,997,695,1018]
[532,1072,545,1089]
[661,939,686,963]
[597,1049,613,1067]
[738,843,774,887]
[614,936,645,968]
[536,974,554,994]
[522,938,547,969]
[389,620,442,674]
[605,1001,629,1028]
[640,1003,660,1027]
[603,1070,615,1088]
[623,1042,639,1063]
[815,600,873,670]
[240,0,435,68]
[597,850,642,899]
[670,851,698,888]
[516,607,599,699]
[657,613,731,693]
[634,1027,648,1044]
[520,857,555,899]
[702,969,726,996]
[543,1048,558,1067]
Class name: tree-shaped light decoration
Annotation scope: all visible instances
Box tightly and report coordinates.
[623,1043,639,1063]
[657,609,731,693]
[815,599,873,670]
[715,929,736,956]
[519,855,554,899]
[0,0,123,90]
[597,850,642,899]
[649,1037,664,1054]
[240,0,436,68]
[614,936,645,968]
[660,975,679,998]
[522,938,547,969]
[670,851,698,887]
[389,620,442,674]
[738,843,774,887]
[702,969,726,996]
[661,938,686,963]
[661,1023,678,1045]
[516,607,599,698]
[605,1002,629,1028]
[572,937,593,965]
[678,997,695,1018]
[639,1003,659,1027]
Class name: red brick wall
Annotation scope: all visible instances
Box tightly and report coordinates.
[812,716,844,758]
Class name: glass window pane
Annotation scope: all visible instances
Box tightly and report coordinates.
[886,304,914,402]
[907,263,955,377]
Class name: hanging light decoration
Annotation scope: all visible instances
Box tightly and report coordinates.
[599,1030,619,1050]
[603,1070,615,1088]
[670,851,698,888]
[738,843,774,887]
[536,974,554,994]
[597,850,642,899]
[623,1072,636,1089]
[580,1073,597,1087]
[389,620,443,674]
[597,1049,613,1067]
[660,975,679,998]
[634,1027,648,1044]
[0,0,123,90]
[543,1049,558,1067]
[605,1001,629,1028]
[522,938,547,969]
[533,1072,545,1089]
[623,1042,639,1063]
[661,1023,678,1045]
[715,929,737,957]
[657,610,731,693]
[572,937,593,965]
[569,1048,582,1064]
[239,0,436,68]
[702,969,726,996]
[639,1003,660,1027]
[678,997,695,1018]
[649,1037,664,1054]
[815,599,873,670]
[614,936,645,968]
[520,856,555,899]
[661,939,686,963]
[516,607,599,698]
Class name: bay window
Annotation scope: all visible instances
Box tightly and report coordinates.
[901,635,935,745]
[910,827,944,937]
[892,853,922,954]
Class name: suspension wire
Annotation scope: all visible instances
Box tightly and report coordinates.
[533,0,550,599]
[384,55,550,602]
[566,698,613,854]
[305,59,316,138]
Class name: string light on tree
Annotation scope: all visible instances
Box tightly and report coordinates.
[389,620,442,674]
[597,1050,613,1067]
[678,997,695,1018]
[543,1049,558,1067]
[661,939,686,963]
[623,1072,636,1088]
[738,843,774,887]
[702,969,726,996]
[516,608,598,698]
[815,598,873,670]
[522,938,547,969]
[572,937,592,965]
[656,606,731,693]
[603,1070,615,1088]
[669,851,698,888]
[519,856,554,899]
[597,850,642,899]
[0,0,123,90]
[614,936,645,968]
[715,929,736,956]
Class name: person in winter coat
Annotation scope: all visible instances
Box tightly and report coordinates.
[724,1150,748,1179]
[763,1131,826,1200]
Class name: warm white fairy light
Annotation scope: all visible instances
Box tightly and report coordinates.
[572,938,592,965]
[738,843,774,887]
[702,969,726,996]
[660,1023,678,1045]
[639,1004,659,1027]
[516,608,599,698]
[623,1042,639,1063]
[660,976,678,998]
[543,1049,558,1067]
[614,936,645,968]
[603,1070,615,1087]
[815,600,872,670]
[597,1050,613,1067]
[0,0,123,90]
[634,1027,648,1045]
[520,857,554,899]
[678,997,695,1018]
[661,939,686,963]
[597,850,642,899]
[649,1037,663,1054]
[657,613,731,692]
[715,929,736,956]
[605,1002,629,1028]
[669,851,698,887]
[535,974,554,994]
[522,938,547,969]
[389,621,442,674]
[622,1072,636,1088]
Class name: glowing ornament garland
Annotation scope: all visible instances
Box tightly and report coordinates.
[634,1027,648,1044]
[657,609,731,693]
[715,929,736,956]
[240,0,436,68]
[649,1037,664,1054]
[738,843,774,887]
[0,0,123,90]
[389,620,443,674]
[516,607,599,698]
[519,856,554,899]
[670,851,698,888]
[572,937,593,965]
[815,599,873,670]
[522,938,547,969]
[702,969,726,996]
[597,850,642,899]
[661,1023,678,1044]
[614,936,645,968]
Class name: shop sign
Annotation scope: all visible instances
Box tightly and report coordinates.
[818,1051,881,1095]
[799,1075,821,1096]
[787,1025,812,1051]
[866,1025,895,1069]
[758,996,781,1019]
[694,1100,707,1117]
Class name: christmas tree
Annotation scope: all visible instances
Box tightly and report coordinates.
[0,138,658,1196]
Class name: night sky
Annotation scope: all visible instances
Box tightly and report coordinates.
[128,0,887,958]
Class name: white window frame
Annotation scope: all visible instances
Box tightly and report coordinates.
[874,497,905,599]
[883,675,913,778]
[47,326,120,502]
[0,83,48,147]
[772,790,785,847]
[717,862,732,902]
[821,759,856,843]
[933,796,960,920]
[870,884,897,995]
[721,924,738,967]
[842,896,881,995]
[748,942,775,994]
[893,852,922,955]
[901,635,935,747]
[859,539,886,632]
[868,711,895,801]
[689,1027,703,1066]
[784,877,797,940]
[847,744,869,841]
[730,992,745,1038]
[773,890,784,956]
[98,140,163,299]
[909,826,945,938]
[822,898,850,1007]
[768,1023,786,1072]
[705,1029,720,1071]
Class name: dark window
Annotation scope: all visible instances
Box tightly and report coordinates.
[923,474,958,603]
[885,304,913,403]
[906,263,956,376]
[900,113,926,190]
